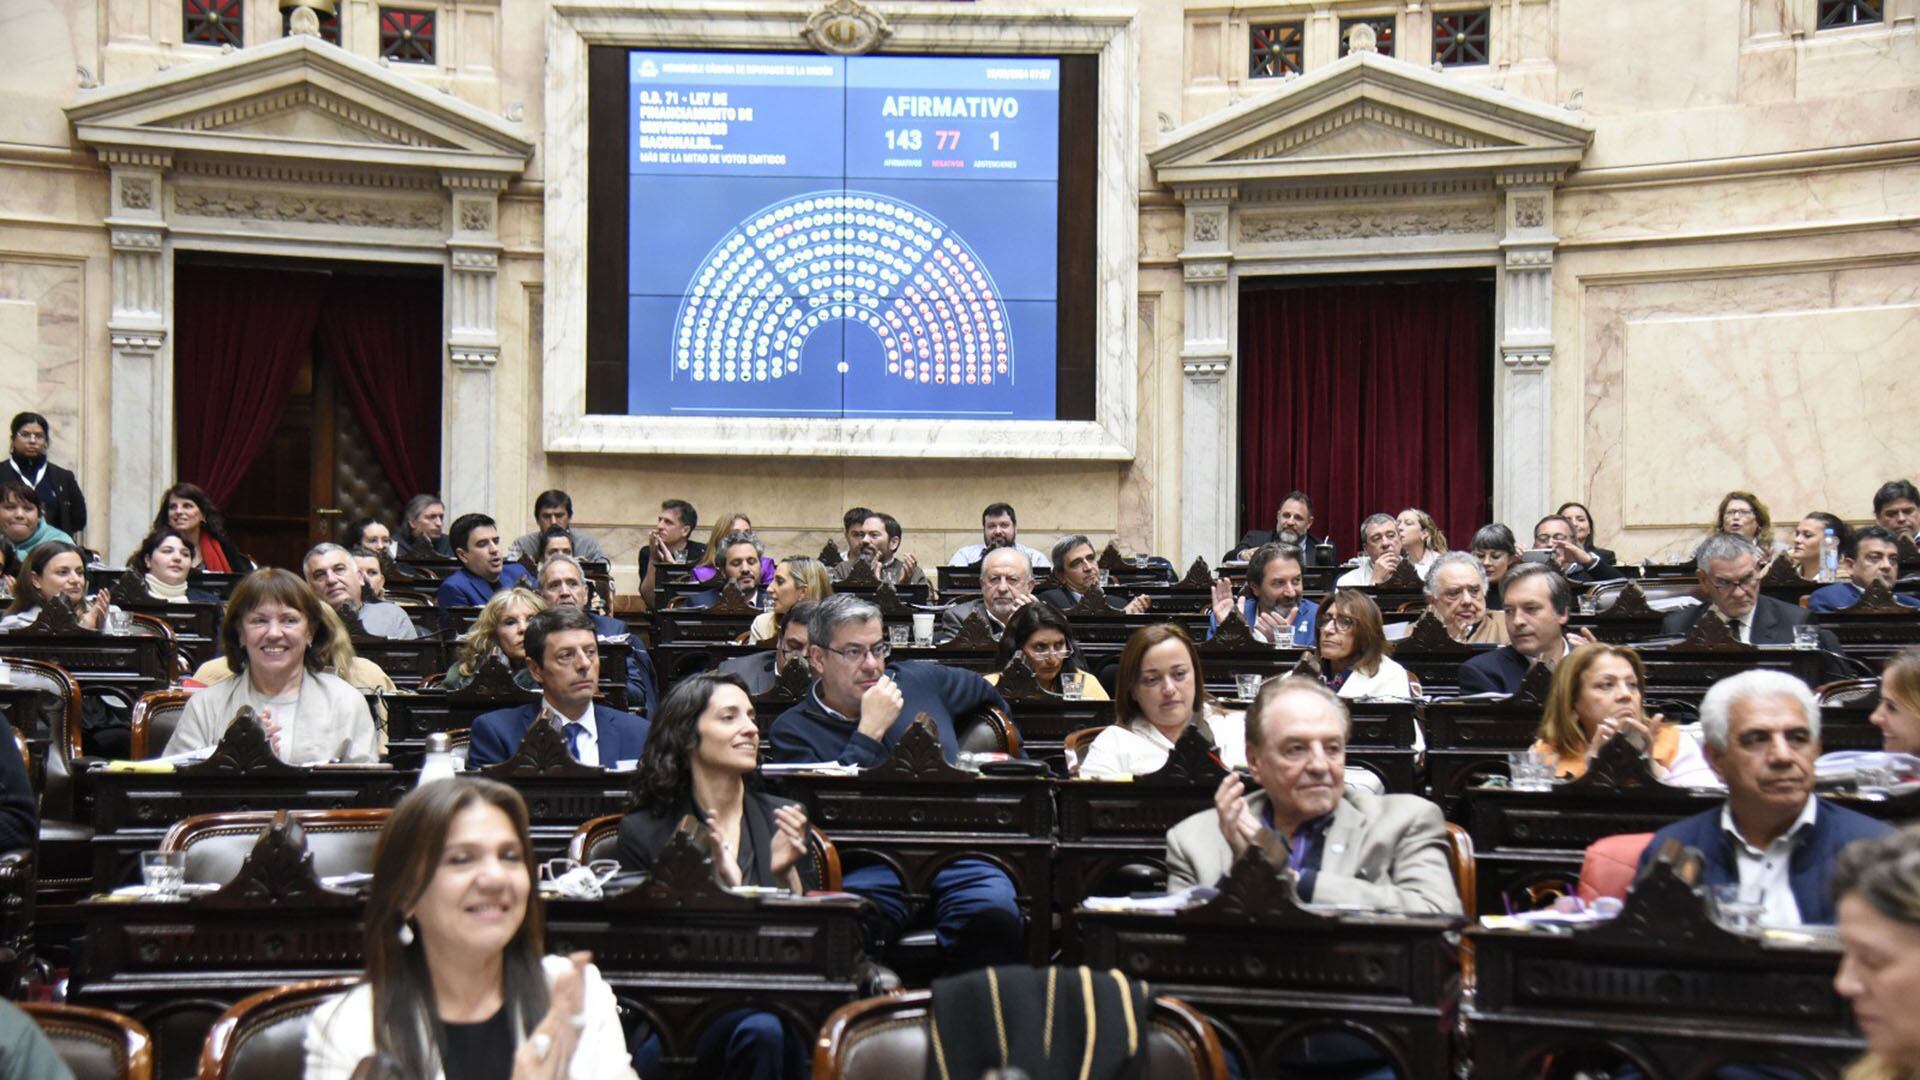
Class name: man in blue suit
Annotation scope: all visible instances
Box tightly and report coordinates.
[535,553,657,719]
[1636,670,1891,925]
[468,606,650,770]
[1458,563,1588,695]
[1808,525,1920,613]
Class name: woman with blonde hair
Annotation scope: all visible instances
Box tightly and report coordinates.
[1871,646,1920,756]
[1395,507,1447,580]
[1531,642,1713,785]
[443,589,549,692]
[1832,826,1920,1080]
[747,555,832,644]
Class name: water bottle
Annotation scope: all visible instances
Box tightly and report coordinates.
[1820,528,1840,584]
[417,732,457,787]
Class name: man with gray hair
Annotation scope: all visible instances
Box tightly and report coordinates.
[1662,533,1838,653]
[683,530,769,609]
[1166,676,1460,912]
[1036,534,1151,614]
[1425,551,1507,645]
[302,542,419,639]
[1336,513,1406,587]
[767,593,1025,966]
[1636,669,1891,926]
[934,546,1035,644]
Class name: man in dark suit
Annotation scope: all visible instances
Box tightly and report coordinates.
[1661,534,1841,649]
[1458,563,1589,695]
[1534,514,1624,585]
[1808,525,1920,613]
[1037,535,1151,614]
[468,606,651,769]
[1872,478,1919,543]
[934,547,1035,644]
[1637,670,1891,925]
[683,531,771,610]
[1224,490,1336,566]
[537,554,658,719]
[717,600,815,695]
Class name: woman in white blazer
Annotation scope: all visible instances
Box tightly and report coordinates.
[304,778,636,1080]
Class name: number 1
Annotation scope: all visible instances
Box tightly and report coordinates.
[990,131,1000,152]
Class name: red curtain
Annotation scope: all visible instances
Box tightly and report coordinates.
[174,265,328,505]
[1237,279,1492,557]
[316,274,443,501]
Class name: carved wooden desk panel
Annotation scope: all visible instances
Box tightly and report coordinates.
[1467,863,1862,1078]
[1076,864,1461,1080]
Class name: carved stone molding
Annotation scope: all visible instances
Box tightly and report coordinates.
[1512,195,1546,228]
[450,345,501,369]
[120,178,154,209]
[109,229,163,251]
[1183,260,1229,281]
[1500,347,1552,368]
[1504,247,1554,268]
[1181,358,1229,378]
[109,332,165,354]
[457,200,494,232]
[1190,212,1221,242]
[451,248,500,270]
[801,0,894,56]
[172,187,445,230]
[1239,207,1496,244]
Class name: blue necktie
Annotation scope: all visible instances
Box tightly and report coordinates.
[562,721,586,761]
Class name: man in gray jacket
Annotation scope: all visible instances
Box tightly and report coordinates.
[1165,676,1460,915]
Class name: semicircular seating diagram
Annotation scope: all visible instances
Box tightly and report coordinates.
[670,190,1014,389]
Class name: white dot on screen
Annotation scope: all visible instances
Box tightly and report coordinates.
[836,361,849,373]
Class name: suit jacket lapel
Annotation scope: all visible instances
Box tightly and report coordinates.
[1319,793,1367,879]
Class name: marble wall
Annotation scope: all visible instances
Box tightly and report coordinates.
[1,0,1916,577]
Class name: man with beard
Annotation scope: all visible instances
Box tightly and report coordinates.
[948,502,1052,569]
[1225,491,1336,567]
[831,510,932,591]
[1208,543,1316,646]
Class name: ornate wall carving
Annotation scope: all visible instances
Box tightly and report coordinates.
[171,188,445,230]
[1239,207,1496,243]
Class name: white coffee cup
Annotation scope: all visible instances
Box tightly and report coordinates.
[911,612,935,645]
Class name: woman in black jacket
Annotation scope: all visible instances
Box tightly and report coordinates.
[8,412,86,538]
[617,672,810,1080]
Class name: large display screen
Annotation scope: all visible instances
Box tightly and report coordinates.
[624,51,1062,420]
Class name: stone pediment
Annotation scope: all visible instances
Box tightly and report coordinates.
[1151,51,1589,187]
[68,34,532,177]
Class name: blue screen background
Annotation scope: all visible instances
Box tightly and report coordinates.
[626,51,1061,420]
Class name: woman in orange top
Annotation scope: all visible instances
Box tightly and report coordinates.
[1532,643,1716,786]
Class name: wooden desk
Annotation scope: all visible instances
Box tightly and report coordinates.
[767,720,1056,964]
[347,633,446,690]
[0,628,176,694]
[1076,852,1462,1080]
[1468,860,1862,1078]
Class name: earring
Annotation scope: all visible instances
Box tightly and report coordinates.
[397,920,415,946]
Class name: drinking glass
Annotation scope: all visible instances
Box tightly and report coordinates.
[887,624,909,648]
[1060,672,1086,701]
[141,851,187,898]
[1236,673,1262,701]
[107,609,134,635]
[1506,750,1553,792]
[1792,625,1820,651]
[1710,884,1764,931]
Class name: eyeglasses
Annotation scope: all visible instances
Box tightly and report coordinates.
[1024,643,1073,658]
[1707,573,1760,592]
[824,642,892,663]
[1323,616,1357,633]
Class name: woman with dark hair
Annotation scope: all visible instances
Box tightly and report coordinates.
[342,516,395,557]
[126,528,220,604]
[1789,511,1853,582]
[987,602,1108,700]
[162,569,376,763]
[0,541,108,631]
[616,672,810,1080]
[152,482,254,573]
[0,480,72,559]
[1555,501,1617,571]
[1316,588,1413,699]
[8,411,86,537]
[537,527,574,562]
[305,777,635,1079]
[1078,624,1245,779]
[1470,523,1520,610]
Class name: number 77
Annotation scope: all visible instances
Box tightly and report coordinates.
[935,129,960,151]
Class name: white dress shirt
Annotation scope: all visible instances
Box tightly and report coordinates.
[1720,796,1819,927]
[545,700,599,766]
[1078,708,1247,780]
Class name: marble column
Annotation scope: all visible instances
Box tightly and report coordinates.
[442,174,506,516]
[1176,188,1236,566]
[1494,175,1560,529]
[103,151,171,563]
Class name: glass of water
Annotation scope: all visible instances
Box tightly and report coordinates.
[141,850,187,899]
[1710,883,1764,932]
[1060,672,1086,701]
[1792,625,1820,651]
[107,608,133,635]
[1507,750,1554,792]
[1236,673,1262,701]
[1577,593,1598,617]
[887,623,909,648]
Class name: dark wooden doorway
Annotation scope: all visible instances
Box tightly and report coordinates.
[173,255,443,573]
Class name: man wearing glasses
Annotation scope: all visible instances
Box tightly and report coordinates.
[767,594,1025,967]
[1664,533,1838,648]
[933,546,1036,643]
